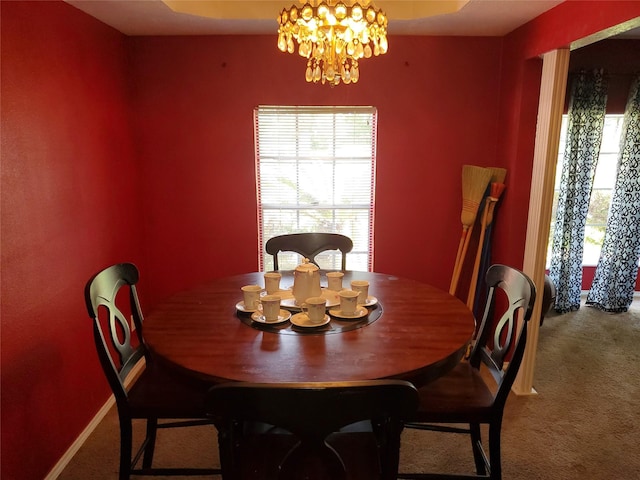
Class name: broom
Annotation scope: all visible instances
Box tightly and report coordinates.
[466,167,507,309]
[473,181,506,317]
[467,182,506,309]
[449,165,492,296]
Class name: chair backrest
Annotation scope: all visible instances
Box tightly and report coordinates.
[206,379,418,479]
[84,263,147,407]
[469,264,536,407]
[265,233,353,270]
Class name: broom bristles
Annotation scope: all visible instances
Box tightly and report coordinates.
[490,182,506,200]
[487,167,507,185]
[486,182,506,225]
[460,165,492,226]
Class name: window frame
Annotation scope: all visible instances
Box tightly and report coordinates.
[254,105,377,272]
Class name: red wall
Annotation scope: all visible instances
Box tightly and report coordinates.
[128,34,503,305]
[2,1,640,479]
[1,2,141,479]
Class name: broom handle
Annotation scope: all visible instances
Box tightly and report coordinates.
[476,220,497,314]
[467,201,493,309]
[451,223,475,297]
[449,228,467,295]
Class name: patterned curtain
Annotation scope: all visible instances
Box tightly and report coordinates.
[549,69,608,313]
[586,75,640,312]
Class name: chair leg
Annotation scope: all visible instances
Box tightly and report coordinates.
[142,418,158,469]
[383,425,404,480]
[374,419,403,480]
[469,423,486,476]
[216,420,240,478]
[488,421,502,480]
[119,419,133,480]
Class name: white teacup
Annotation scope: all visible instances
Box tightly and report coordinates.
[326,271,344,291]
[241,284,263,310]
[264,272,282,294]
[259,295,281,322]
[351,280,369,305]
[301,296,327,323]
[339,290,360,315]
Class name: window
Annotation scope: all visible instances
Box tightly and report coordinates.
[547,114,624,267]
[254,106,377,272]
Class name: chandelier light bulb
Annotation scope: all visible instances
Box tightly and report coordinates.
[277,0,388,86]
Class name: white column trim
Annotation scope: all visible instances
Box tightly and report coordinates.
[514,48,570,395]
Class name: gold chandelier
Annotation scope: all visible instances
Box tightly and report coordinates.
[277,1,388,86]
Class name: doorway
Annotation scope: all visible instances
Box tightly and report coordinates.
[518,27,640,395]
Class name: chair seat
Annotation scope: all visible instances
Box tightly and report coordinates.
[411,362,496,424]
[128,364,209,419]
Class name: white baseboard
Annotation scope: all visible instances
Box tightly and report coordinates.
[45,361,145,479]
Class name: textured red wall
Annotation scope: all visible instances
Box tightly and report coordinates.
[128,35,504,305]
[3,0,640,479]
[1,2,141,479]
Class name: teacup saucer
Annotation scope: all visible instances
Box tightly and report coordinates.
[236,301,258,313]
[329,306,368,319]
[251,309,291,325]
[363,296,378,307]
[290,312,330,328]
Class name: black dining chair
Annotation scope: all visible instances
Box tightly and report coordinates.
[84,262,221,480]
[398,264,536,480]
[206,379,419,480]
[265,233,353,270]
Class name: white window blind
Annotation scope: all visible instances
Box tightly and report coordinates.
[254,105,377,272]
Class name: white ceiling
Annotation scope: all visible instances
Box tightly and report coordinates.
[65,0,573,36]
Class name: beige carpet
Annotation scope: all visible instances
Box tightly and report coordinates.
[58,297,640,479]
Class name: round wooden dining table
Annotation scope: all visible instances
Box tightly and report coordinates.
[143,271,475,387]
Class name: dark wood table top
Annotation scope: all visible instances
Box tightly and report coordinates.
[144,271,475,387]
